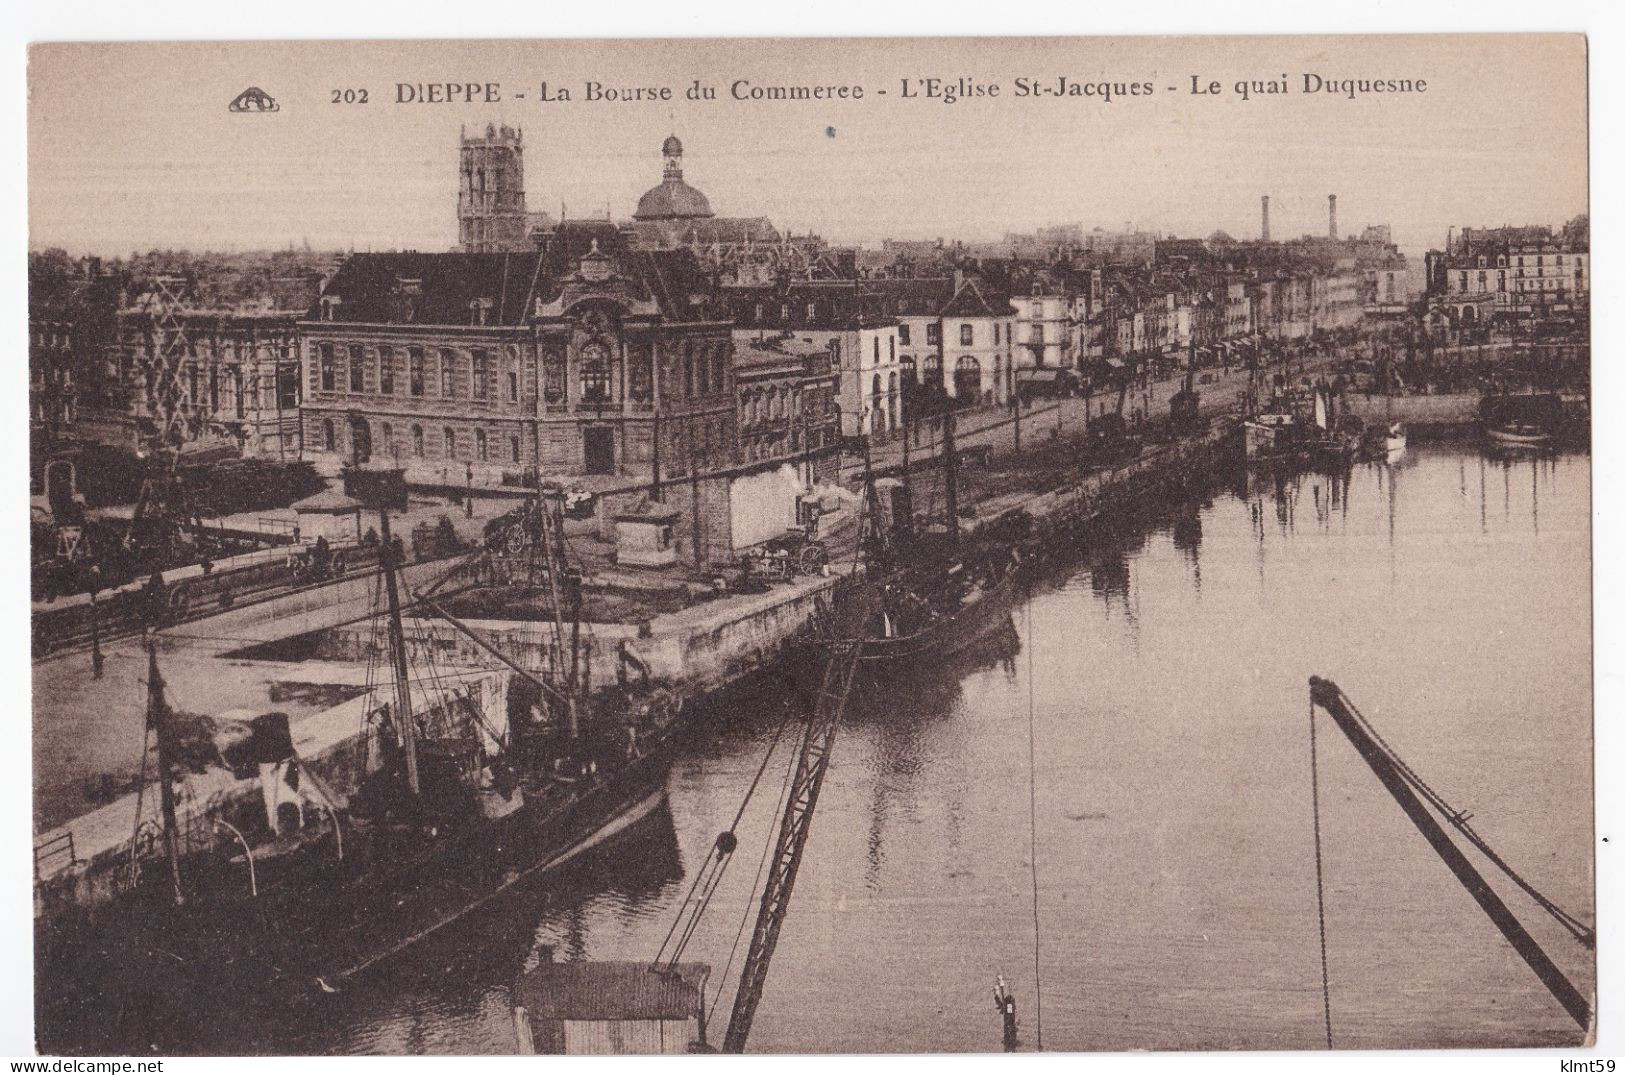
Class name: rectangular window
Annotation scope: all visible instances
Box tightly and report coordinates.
[348,345,365,392]
[319,344,335,391]
[379,348,394,395]
[471,349,489,400]
[409,348,424,396]
[926,323,940,345]
[898,324,911,346]
[510,435,521,464]
[440,350,456,397]
[960,324,974,346]
[507,370,519,403]
[994,324,1001,345]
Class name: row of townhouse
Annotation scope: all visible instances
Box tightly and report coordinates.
[1423,218,1589,331]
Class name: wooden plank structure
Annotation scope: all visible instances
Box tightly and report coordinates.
[512,959,711,1055]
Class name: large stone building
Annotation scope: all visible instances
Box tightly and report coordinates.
[865,276,1017,410]
[725,280,902,440]
[116,305,305,459]
[299,221,741,564]
[1425,218,1589,330]
[29,259,311,459]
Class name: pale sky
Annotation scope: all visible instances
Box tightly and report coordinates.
[27,35,1588,260]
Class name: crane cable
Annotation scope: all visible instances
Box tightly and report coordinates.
[651,695,800,971]
[1331,682,1592,948]
[1024,599,1044,1051]
[708,728,800,1028]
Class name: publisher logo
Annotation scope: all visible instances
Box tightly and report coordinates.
[228,87,279,113]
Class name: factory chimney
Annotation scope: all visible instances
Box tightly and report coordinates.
[1328,194,1339,240]
[1261,195,1271,242]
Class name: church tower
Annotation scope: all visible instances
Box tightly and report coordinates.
[458,124,529,252]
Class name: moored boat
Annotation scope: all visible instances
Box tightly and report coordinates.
[35,480,688,1053]
[1480,393,1563,450]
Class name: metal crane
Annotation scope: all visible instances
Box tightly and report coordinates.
[719,580,879,1052]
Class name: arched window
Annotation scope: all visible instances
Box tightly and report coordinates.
[923,354,943,390]
[409,348,425,396]
[579,342,611,404]
[439,350,457,397]
[412,424,424,457]
[322,417,336,451]
[953,356,981,400]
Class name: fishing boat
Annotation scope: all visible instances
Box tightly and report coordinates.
[864,558,1021,666]
[35,479,686,1052]
[1243,411,1314,461]
[1362,421,1407,458]
[853,410,1027,671]
[1485,422,1554,448]
[1481,393,1563,450]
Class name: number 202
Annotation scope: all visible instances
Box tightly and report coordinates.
[331,89,368,104]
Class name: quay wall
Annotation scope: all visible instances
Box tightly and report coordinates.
[325,570,841,703]
[39,420,1240,911]
[1342,393,1482,427]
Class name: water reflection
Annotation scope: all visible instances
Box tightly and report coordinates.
[263,441,1590,1054]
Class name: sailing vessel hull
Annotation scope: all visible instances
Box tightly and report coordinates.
[1485,426,1553,448]
[35,734,682,1054]
[861,570,1021,669]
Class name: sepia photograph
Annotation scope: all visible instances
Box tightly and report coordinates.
[19,26,1599,1059]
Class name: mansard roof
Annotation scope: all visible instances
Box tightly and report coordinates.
[308,221,724,326]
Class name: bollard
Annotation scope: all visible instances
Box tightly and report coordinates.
[993,976,1018,1052]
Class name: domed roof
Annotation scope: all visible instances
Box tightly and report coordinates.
[633,134,713,220]
[634,179,714,221]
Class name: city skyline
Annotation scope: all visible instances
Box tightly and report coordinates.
[29,35,1586,259]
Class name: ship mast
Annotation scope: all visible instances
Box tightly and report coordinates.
[532,490,580,740]
[144,637,185,906]
[378,508,421,797]
[941,408,960,547]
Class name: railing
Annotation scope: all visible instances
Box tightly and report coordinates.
[33,830,75,881]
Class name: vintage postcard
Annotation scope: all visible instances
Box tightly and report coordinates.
[26,34,1591,1056]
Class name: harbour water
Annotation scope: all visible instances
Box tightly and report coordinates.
[110,441,1595,1054]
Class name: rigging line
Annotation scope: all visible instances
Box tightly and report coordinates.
[710,721,800,1029]
[1307,694,1335,1050]
[1024,599,1043,1052]
[668,706,801,966]
[1334,684,1593,945]
[654,701,800,969]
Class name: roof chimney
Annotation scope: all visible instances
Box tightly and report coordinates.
[1261,195,1271,242]
[1328,194,1338,240]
